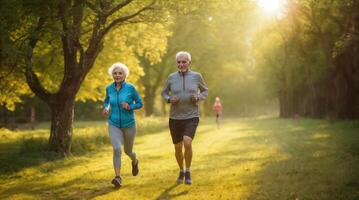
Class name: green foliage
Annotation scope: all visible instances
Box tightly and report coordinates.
[2,0,358,120]
[0,0,174,106]
[0,0,30,110]
[78,22,171,102]
[252,0,359,118]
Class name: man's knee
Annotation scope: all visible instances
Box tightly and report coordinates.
[183,136,192,149]
[174,142,183,153]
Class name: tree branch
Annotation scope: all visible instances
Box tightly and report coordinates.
[0,63,16,82]
[72,0,85,65]
[100,0,156,37]
[299,5,322,36]
[104,0,133,18]
[24,17,55,105]
[85,1,100,13]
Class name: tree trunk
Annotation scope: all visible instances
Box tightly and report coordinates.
[2,103,8,127]
[30,104,36,130]
[48,96,75,155]
[279,90,289,118]
[144,94,155,117]
[1,103,9,127]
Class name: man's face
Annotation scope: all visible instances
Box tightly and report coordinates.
[177,55,190,73]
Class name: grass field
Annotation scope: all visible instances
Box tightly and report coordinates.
[0,117,358,200]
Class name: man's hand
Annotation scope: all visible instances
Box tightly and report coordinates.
[170,96,180,105]
[190,94,199,103]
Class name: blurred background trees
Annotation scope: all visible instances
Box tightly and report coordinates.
[1,0,358,152]
[253,0,359,119]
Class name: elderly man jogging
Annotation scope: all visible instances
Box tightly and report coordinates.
[162,51,208,184]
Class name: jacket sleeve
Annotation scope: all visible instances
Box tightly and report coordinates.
[129,87,143,110]
[103,87,110,109]
[198,74,208,101]
[161,76,171,102]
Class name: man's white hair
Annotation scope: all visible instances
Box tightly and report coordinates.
[176,51,191,61]
[108,62,129,78]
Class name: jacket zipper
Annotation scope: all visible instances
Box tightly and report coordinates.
[117,87,122,127]
[182,73,185,90]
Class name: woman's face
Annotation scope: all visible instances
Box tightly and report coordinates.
[177,55,190,73]
[112,68,126,83]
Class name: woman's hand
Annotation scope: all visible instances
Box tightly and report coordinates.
[102,108,110,116]
[121,102,131,110]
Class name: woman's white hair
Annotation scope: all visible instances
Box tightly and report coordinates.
[108,62,129,78]
[176,51,191,61]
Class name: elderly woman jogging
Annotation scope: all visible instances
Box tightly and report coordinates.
[103,62,143,187]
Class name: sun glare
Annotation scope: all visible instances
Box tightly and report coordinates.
[256,0,286,17]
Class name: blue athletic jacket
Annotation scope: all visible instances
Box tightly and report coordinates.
[104,82,143,128]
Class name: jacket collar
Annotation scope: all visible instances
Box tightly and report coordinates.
[178,69,191,75]
[111,81,126,89]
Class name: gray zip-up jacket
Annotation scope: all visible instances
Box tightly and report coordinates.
[162,70,208,120]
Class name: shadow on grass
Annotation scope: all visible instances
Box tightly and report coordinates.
[0,169,189,200]
[0,172,117,200]
[0,137,63,176]
[0,131,111,176]
[154,183,189,200]
[0,115,215,178]
[3,118,358,199]
[239,118,359,200]
[191,118,359,199]
[0,121,170,177]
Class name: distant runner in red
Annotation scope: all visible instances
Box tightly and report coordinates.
[213,97,223,129]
